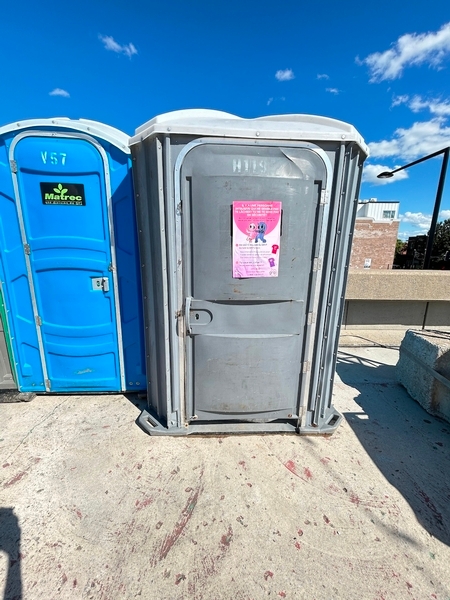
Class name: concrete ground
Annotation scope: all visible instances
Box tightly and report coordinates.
[1,330,450,600]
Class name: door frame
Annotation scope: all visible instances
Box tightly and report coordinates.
[9,131,126,392]
[172,138,333,425]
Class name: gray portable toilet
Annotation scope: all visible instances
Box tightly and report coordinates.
[130,109,369,435]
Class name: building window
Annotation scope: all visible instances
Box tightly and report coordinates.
[382,210,395,219]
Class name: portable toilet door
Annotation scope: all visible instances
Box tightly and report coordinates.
[0,118,146,393]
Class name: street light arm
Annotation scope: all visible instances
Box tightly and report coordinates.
[377,146,449,178]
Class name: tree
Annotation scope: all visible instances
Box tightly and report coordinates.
[393,238,408,268]
[395,239,407,254]
[431,219,450,257]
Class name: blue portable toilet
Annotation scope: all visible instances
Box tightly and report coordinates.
[0,118,146,393]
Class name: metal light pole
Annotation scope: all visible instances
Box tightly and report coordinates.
[377,147,449,269]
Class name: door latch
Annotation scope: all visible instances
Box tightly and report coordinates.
[92,277,110,292]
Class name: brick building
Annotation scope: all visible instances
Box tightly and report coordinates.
[349,199,400,270]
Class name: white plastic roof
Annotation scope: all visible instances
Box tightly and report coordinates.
[131,109,369,155]
[0,117,130,153]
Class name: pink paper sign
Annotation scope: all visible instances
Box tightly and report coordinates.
[232,201,282,278]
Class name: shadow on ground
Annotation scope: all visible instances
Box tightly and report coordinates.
[336,348,450,547]
[0,507,22,600]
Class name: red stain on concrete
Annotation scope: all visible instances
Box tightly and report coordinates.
[220,525,233,547]
[278,592,287,598]
[323,515,330,524]
[320,457,331,464]
[294,542,301,550]
[284,460,310,482]
[284,460,297,475]
[304,467,313,479]
[417,489,443,526]
[186,523,234,596]
[264,571,274,581]
[3,472,26,487]
[157,486,202,561]
[135,496,153,511]
[175,573,186,585]
[350,494,361,506]
[202,554,219,578]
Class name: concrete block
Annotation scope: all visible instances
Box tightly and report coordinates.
[346,270,450,301]
[425,302,450,328]
[397,330,450,423]
[344,300,427,329]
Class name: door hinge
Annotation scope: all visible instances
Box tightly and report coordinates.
[24,243,31,255]
[320,189,328,204]
[35,315,42,326]
[10,160,17,173]
[45,379,51,390]
[302,361,311,373]
[307,312,315,325]
[312,257,322,272]
[176,202,182,216]
[108,263,115,272]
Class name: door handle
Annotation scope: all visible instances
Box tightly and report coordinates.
[92,276,110,292]
[185,297,192,334]
[185,298,213,335]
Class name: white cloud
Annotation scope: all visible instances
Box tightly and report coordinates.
[49,88,70,98]
[359,21,450,82]
[362,163,409,184]
[399,211,432,231]
[99,34,137,58]
[267,96,285,106]
[326,87,340,95]
[317,73,329,80]
[397,210,450,239]
[275,69,294,81]
[391,94,409,107]
[369,118,450,159]
[409,95,450,116]
[391,94,450,116]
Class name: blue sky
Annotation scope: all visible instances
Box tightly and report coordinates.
[1,0,450,240]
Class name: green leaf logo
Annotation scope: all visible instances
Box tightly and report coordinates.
[53,183,68,195]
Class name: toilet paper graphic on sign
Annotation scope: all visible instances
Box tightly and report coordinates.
[232,201,282,278]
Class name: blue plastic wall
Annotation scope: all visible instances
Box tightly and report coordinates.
[0,124,145,392]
